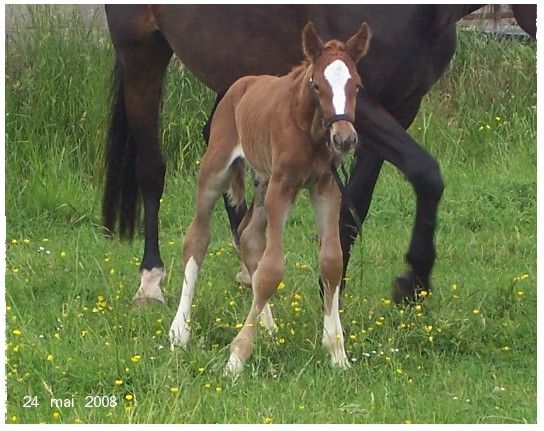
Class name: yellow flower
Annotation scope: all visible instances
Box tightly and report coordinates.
[263,416,273,424]
[54,333,60,339]
[60,251,66,257]
[204,383,211,389]
[115,379,123,386]
[382,299,391,305]
[501,346,510,352]
[472,308,480,315]
[131,355,141,363]
[451,283,458,290]
[228,300,236,306]
[125,394,134,401]
[23,239,30,244]
[419,290,428,297]
[516,291,524,296]
[277,281,286,290]
[10,415,17,423]
[198,367,205,373]
[74,418,82,424]
[215,386,222,392]
[12,329,21,336]
[278,338,285,344]
[235,323,243,329]
[170,387,179,394]
[424,325,433,333]
[52,411,60,419]
[11,239,17,244]
[46,354,53,362]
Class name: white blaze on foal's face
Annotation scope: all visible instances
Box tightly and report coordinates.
[324,59,351,114]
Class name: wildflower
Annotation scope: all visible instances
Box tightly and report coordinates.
[298,405,305,410]
[278,338,285,344]
[517,291,524,296]
[60,251,66,257]
[424,325,433,333]
[235,323,243,329]
[125,394,134,401]
[12,329,21,336]
[263,416,273,424]
[11,239,17,244]
[229,300,236,306]
[501,346,510,352]
[10,416,17,423]
[74,418,82,423]
[428,336,434,342]
[382,299,391,305]
[80,330,88,337]
[198,367,205,373]
[405,420,412,424]
[52,411,60,419]
[277,281,286,290]
[170,387,179,394]
[215,386,222,392]
[495,116,501,121]
[131,354,141,363]
[419,290,428,298]
[115,379,123,386]
[204,383,211,389]
[451,283,458,290]
[472,308,480,315]
[46,354,53,361]
[110,268,116,275]
[293,292,302,301]
[12,268,19,274]
[23,239,30,244]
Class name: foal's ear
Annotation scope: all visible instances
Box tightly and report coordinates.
[302,21,324,61]
[346,22,372,62]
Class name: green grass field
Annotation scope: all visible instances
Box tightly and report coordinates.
[5,7,536,424]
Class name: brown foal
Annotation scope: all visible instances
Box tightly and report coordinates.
[170,22,372,374]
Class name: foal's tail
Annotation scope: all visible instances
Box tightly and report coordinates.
[102,59,139,239]
[227,158,246,209]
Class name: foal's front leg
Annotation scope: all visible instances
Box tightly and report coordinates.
[225,176,296,374]
[310,174,350,369]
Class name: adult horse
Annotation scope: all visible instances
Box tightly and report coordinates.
[103,5,536,306]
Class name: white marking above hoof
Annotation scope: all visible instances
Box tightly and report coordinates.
[224,353,245,376]
[236,263,252,286]
[132,267,166,308]
[259,303,278,334]
[169,319,191,349]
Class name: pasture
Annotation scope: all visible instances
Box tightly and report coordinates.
[5,7,536,424]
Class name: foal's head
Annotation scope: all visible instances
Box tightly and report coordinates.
[302,21,372,156]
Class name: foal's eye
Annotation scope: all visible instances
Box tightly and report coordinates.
[313,83,320,92]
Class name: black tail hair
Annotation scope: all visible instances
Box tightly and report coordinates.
[102,59,139,240]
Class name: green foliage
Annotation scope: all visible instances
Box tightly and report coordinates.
[5,7,536,424]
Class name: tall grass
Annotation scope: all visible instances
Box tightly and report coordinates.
[5,6,536,424]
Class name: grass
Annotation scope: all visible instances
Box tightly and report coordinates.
[5,6,536,424]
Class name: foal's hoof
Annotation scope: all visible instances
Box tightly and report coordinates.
[169,322,191,349]
[392,271,430,304]
[331,354,351,370]
[224,353,244,376]
[236,263,252,286]
[131,294,165,309]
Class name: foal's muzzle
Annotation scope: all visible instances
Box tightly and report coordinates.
[328,120,358,155]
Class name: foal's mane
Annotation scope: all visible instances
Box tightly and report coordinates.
[288,40,348,79]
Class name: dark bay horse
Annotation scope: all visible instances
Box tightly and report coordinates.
[103,5,536,307]
[170,22,370,372]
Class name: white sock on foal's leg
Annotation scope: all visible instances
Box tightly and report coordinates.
[169,257,199,348]
[132,267,166,307]
[322,285,350,368]
[259,302,278,333]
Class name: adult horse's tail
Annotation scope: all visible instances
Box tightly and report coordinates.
[102,59,139,239]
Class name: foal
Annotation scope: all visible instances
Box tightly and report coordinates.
[170,22,372,373]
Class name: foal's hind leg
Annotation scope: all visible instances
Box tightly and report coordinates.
[169,145,238,348]
[311,174,350,369]
[239,178,277,333]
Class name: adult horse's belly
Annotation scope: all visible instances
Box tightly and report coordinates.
[152,5,306,91]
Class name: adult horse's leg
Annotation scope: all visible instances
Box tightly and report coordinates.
[105,7,173,307]
[202,91,248,250]
[354,91,444,303]
[333,102,421,298]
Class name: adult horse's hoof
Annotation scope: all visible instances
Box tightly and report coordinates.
[392,271,430,304]
[132,267,166,308]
